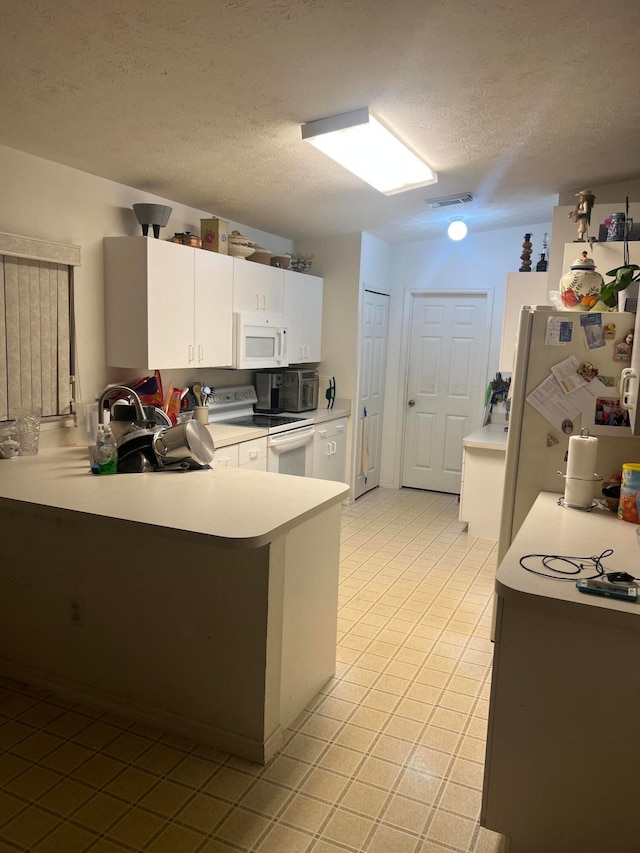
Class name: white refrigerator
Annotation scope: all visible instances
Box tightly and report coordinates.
[499,305,640,562]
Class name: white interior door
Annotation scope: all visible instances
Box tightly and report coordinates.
[354,291,389,499]
[401,292,490,493]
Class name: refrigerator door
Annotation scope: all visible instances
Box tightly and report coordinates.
[499,307,639,559]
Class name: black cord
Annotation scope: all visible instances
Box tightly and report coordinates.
[519,550,616,581]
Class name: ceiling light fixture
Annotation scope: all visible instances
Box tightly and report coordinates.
[302,108,437,195]
[447,218,468,241]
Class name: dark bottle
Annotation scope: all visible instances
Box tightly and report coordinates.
[536,253,548,272]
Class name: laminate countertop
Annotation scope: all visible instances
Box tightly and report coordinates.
[0,447,349,549]
[462,424,509,451]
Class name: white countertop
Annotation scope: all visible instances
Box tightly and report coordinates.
[496,492,640,626]
[463,424,508,451]
[0,448,349,549]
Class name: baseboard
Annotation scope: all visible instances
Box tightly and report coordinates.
[0,658,283,765]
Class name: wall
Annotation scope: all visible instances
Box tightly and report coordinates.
[0,144,294,436]
[381,221,552,487]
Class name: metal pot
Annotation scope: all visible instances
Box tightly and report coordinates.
[152,421,215,467]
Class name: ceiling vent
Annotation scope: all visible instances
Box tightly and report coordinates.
[426,193,475,209]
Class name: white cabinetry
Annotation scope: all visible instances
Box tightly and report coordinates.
[213,437,267,471]
[104,237,233,369]
[233,260,284,314]
[313,417,347,482]
[285,270,323,363]
[458,426,507,540]
[499,272,550,373]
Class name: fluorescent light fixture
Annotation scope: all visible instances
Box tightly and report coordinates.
[447,219,468,241]
[302,108,437,195]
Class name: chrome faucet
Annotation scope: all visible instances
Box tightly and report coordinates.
[97,384,146,425]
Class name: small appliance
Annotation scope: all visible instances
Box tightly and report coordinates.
[233,312,288,369]
[255,371,285,413]
[281,369,319,413]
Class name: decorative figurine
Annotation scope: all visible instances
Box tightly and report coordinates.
[569,189,596,242]
[519,233,533,272]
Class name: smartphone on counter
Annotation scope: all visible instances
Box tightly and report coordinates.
[576,578,638,602]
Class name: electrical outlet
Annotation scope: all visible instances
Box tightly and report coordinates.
[70,598,84,627]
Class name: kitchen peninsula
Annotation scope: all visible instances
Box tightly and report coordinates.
[0,448,349,764]
[482,492,640,852]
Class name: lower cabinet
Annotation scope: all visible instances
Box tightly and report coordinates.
[313,417,347,482]
[213,437,267,472]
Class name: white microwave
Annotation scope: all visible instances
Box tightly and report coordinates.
[233,312,289,369]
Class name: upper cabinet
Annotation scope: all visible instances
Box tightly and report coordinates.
[232,260,284,314]
[284,270,323,364]
[104,238,324,370]
[104,237,233,369]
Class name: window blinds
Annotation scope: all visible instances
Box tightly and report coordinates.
[0,256,71,420]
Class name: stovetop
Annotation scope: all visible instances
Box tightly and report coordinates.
[220,413,312,430]
[206,385,314,434]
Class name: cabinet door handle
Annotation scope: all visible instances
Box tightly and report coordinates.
[255,293,260,311]
[319,429,327,438]
[261,293,267,311]
[249,450,258,460]
[325,442,331,457]
[331,440,337,455]
[188,344,195,363]
[298,346,304,359]
[304,345,310,359]
[336,425,344,432]
[198,344,204,363]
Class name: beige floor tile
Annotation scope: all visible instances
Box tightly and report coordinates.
[204,768,254,801]
[320,744,363,776]
[169,753,220,788]
[134,743,184,775]
[282,733,327,763]
[105,766,158,801]
[439,781,482,819]
[428,809,476,848]
[367,823,418,853]
[370,734,414,765]
[73,792,129,831]
[396,768,443,804]
[73,720,122,750]
[339,779,388,818]
[240,779,291,816]
[356,755,402,790]
[0,805,59,848]
[175,792,230,832]
[262,755,309,789]
[382,792,430,833]
[107,807,166,848]
[280,793,332,832]
[322,807,374,848]
[216,805,270,847]
[5,765,61,801]
[72,754,125,788]
[139,778,193,816]
[146,822,206,852]
[448,758,485,790]
[41,741,93,774]
[258,823,313,852]
[300,768,348,802]
[102,731,152,761]
[32,820,96,852]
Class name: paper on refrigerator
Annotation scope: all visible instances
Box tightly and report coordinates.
[526,374,582,431]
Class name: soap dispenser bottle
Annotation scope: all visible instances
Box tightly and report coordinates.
[97,424,118,474]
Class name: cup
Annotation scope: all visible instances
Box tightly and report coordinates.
[0,439,20,459]
[13,406,42,456]
[193,406,209,425]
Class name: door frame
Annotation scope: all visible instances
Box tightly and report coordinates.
[394,288,494,490]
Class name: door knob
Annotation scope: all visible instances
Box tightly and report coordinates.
[408,399,416,406]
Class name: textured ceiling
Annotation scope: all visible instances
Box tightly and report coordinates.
[2,0,640,244]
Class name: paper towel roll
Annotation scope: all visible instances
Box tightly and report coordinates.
[566,434,598,480]
[564,478,595,508]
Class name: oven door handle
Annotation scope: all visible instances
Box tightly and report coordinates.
[268,427,315,452]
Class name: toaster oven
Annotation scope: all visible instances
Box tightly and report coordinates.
[281,369,319,413]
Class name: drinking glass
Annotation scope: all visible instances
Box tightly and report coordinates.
[14,406,42,455]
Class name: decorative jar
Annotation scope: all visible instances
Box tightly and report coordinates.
[559,253,604,311]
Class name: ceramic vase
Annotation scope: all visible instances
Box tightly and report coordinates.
[559,254,604,311]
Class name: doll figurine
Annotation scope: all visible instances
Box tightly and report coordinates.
[569,190,596,242]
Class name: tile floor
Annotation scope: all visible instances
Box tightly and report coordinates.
[0,486,504,853]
